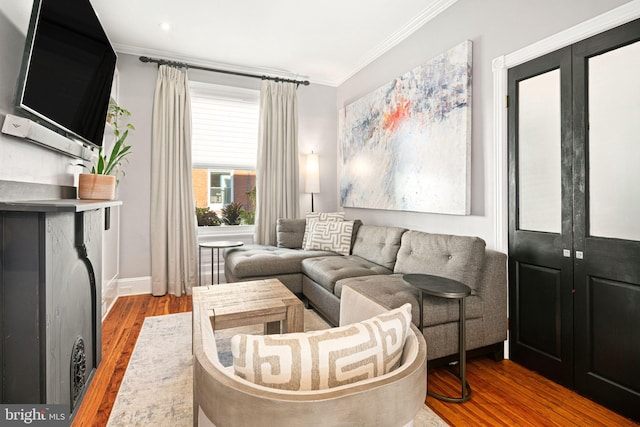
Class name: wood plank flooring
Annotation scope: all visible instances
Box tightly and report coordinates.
[72,294,638,426]
[427,358,638,426]
[72,294,192,427]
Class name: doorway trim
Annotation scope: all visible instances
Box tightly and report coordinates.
[492,0,640,255]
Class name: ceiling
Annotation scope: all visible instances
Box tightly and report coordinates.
[88,0,456,86]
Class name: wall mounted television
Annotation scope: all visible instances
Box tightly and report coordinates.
[15,0,117,148]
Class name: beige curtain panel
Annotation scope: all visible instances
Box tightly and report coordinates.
[150,65,198,296]
[255,81,300,245]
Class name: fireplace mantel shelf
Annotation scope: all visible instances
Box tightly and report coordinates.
[0,199,122,213]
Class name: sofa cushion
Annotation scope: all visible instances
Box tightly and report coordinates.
[338,275,483,327]
[351,225,406,270]
[304,220,354,255]
[231,303,412,391]
[394,231,486,291]
[302,255,392,294]
[225,245,337,278]
[277,218,306,249]
[301,212,345,248]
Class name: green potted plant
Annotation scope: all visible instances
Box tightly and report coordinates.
[196,206,221,226]
[221,201,244,225]
[239,187,256,225]
[78,102,135,200]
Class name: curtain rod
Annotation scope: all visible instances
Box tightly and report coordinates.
[139,56,310,86]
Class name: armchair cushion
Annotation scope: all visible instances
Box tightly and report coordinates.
[231,303,412,391]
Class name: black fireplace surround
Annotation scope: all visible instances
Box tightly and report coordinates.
[0,180,119,420]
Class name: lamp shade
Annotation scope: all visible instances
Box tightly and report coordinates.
[305,153,320,193]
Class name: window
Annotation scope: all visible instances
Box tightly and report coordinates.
[190,82,259,218]
[209,171,231,205]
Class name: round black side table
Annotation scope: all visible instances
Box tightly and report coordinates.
[403,273,472,403]
[199,241,243,285]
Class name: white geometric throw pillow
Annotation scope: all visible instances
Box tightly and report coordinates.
[231,303,412,391]
[301,211,345,249]
[303,220,354,255]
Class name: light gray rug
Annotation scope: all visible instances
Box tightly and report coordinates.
[107,311,448,427]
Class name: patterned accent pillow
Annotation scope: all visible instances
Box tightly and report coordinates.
[231,303,412,391]
[301,212,345,249]
[304,220,354,255]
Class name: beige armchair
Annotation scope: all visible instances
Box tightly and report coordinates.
[192,298,427,427]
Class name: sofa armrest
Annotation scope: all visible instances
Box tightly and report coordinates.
[476,249,508,344]
[276,218,306,248]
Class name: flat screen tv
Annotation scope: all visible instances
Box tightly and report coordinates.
[15,0,117,148]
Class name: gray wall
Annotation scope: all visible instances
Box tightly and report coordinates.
[115,54,338,278]
[336,0,630,249]
[113,55,155,278]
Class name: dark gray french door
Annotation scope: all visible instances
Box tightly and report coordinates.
[509,19,640,420]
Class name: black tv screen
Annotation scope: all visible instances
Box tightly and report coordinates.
[16,0,117,148]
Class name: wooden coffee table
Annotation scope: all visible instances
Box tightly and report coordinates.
[192,278,304,335]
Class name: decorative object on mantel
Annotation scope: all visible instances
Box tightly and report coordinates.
[79,102,135,200]
[78,174,117,200]
[338,40,472,215]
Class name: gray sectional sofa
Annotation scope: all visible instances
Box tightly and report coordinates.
[224,218,507,361]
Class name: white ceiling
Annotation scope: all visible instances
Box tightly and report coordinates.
[89,0,456,86]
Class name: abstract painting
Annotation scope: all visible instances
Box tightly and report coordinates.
[338,40,472,215]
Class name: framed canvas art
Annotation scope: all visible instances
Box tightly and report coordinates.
[338,40,472,215]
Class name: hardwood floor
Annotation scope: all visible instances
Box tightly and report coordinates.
[427,359,638,426]
[72,294,638,426]
[72,294,192,427]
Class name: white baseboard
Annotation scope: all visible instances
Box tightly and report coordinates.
[118,276,152,296]
[100,276,152,323]
[101,276,119,321]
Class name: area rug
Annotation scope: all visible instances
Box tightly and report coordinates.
[107,311,448,427]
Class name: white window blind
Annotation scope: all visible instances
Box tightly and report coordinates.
[190,81,259,170]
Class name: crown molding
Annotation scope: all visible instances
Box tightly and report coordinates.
[333,0,458,86]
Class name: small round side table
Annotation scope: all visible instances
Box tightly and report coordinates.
[199,241,243,286]
[403,273,472,403]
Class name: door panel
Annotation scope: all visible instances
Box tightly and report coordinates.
[508,47,574,388]
[517,263,562,359]
[588,276,640,391]
[572,19,640,419]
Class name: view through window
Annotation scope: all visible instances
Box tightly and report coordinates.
[190,82,259,225]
